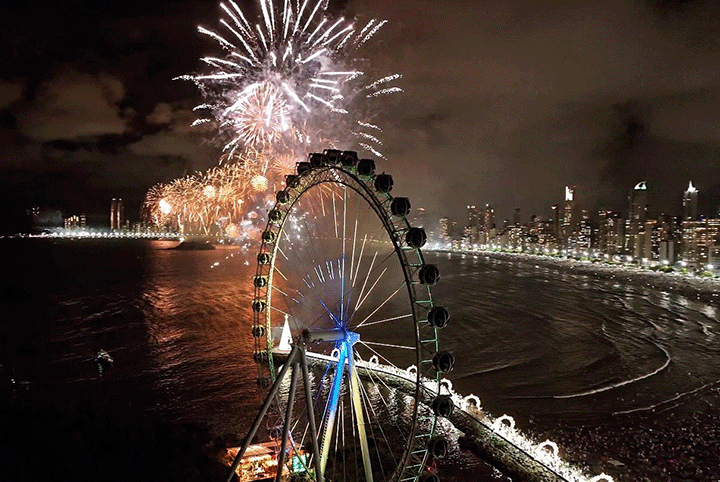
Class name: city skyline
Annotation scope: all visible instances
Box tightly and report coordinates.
[3,1,720,231]
[429,178,720,269]
[438,178,720,230]
[23,175,720,234]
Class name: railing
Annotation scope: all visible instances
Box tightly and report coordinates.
[304,351,614,482]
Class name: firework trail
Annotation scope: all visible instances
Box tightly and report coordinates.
[145,0,400,235]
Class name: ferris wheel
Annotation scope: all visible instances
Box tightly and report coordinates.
[229,150,455,482]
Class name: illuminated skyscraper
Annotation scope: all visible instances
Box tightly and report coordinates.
[681,219,720,268]
[629,182,648,225]
[626,181,648,254]
[562,186,577,245]
[683,181,698,221]
[414,207,427,227]
[467,205,479,228]
[598,210,623,255]
[111,198,125,231]
[438,217,449,242]
[483,204,495,231]
[551,204,560,243]
[577,210,592,249]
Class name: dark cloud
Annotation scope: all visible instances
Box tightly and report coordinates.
[16,71,129,141]
[129,101,220,171]
[0,81,23,109]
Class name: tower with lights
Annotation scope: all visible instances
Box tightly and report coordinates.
[625,181,648,255]
[110,198,125,231]
[683,181,698,221]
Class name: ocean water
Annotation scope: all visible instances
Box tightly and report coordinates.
[2,239,719,481]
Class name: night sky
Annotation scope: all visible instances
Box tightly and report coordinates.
[2,0,720,229]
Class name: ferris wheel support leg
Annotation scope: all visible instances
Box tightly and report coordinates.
[274,359,299,482]
[348,346,374,482]
[300,348,324,482]
[225,346,299,482]
[319,342,348,475]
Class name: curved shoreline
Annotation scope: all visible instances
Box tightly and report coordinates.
[432,249,720,306]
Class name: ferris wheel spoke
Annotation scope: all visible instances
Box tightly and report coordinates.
[353,265,386,314]
[273,264,288,281]
[275,217,329,327]
[277,245,290,261]
[279,223,339,323]
[353,313,412,328]
[350,246,398,315]
[281,192,396,335]
[271,284,288,297]
[360,340,415,351]
[355,341,401,371]
[302,250,398,332]
[352,282,405,329]
[332,188,339,238]
[351,233,368,287]
[344,223,390,317]
[269,304,290,316]
[319,299,342,327]
[348,206,359,297]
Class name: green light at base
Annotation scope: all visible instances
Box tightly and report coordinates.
[291,453,310,474]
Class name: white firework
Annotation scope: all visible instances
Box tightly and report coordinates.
[178,0,401,160]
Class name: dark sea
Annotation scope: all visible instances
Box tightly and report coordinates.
[2,238,719,481]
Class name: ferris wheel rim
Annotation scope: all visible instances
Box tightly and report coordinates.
[250,154,446,482]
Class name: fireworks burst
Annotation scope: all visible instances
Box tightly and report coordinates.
[145,0,400,236]
[143,163,276,238]
[178,0,400,159]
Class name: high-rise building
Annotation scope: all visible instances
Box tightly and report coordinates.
[598,210,623,255]
[527,215,554,248]
[629,181,648,223]
[551,204,561,243]
[681,218,720,267]
[577,210,592,250]
[626,181,648,254]
[414,207,427,227]
[562,186,578,246]
[438,217,449,243]
[683,181,698,221]
[483,204,495,232]
[467,205,479,228]
[513,208,521,227]
[111,198,125,231]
